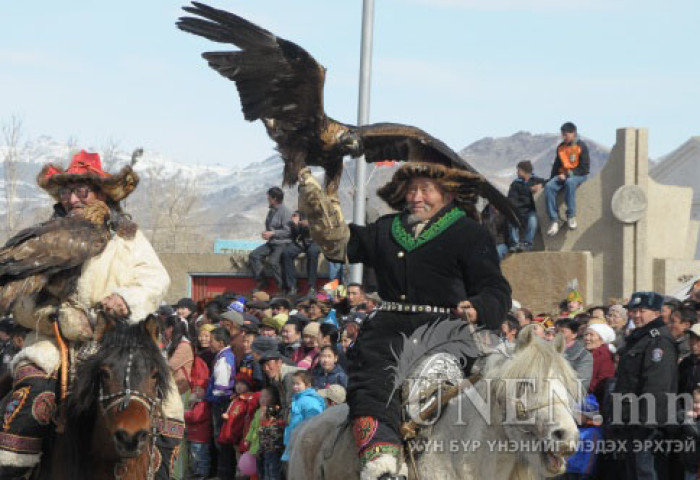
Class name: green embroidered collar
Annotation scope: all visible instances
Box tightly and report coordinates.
[391,207,465,252]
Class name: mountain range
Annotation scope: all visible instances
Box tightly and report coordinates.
[0,132,612,251]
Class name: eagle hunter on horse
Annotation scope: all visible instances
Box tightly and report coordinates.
[0,151,184,479]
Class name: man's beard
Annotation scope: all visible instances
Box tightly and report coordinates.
[406,205,431,225]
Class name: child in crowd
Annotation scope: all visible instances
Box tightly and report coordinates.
[245,386,286,480]
[311,345,348,389]
[205,327,236,480]
[281,371,325,462]
[184,383,212,480]
[219,374,260,452]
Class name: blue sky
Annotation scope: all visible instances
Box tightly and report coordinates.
[2,0,698,168]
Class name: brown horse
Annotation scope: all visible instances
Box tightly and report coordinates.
[46,314,170,480]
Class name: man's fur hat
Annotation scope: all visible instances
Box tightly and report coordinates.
[377,162,483,211]
[37,150,139,203]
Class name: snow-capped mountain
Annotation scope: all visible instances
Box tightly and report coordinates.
[0,132,612,250]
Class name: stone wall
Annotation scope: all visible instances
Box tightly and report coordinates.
[501,251,593,313]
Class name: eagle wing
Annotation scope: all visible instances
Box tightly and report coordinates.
[356,123,520,224]
[0,217,110,313]
[177,2,326,130]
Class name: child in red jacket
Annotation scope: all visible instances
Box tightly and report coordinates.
[219,373,261,452]
[184,383,212,479]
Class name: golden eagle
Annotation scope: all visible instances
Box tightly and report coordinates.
[177,3,518,222]
[0,201,111,314]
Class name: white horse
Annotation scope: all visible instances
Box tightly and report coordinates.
[288,326,581,480]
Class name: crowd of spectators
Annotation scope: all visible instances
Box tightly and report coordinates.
[510,279,700,480]
[154,282,373,480]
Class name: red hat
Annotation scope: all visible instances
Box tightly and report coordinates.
[37,149,140,202]
[235,372,253,388]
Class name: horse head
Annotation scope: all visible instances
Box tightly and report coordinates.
[65,313,169,469]
[484,324,580,477]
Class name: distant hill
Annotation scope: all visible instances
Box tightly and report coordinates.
[0,131,613,251]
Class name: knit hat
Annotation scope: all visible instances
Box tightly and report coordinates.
[235,372,253,389]
[303,322,320,337]
[586,322,615,345]
[227,300,245,314]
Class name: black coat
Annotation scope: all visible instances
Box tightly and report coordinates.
[678,354,700,396]
[549,139,591,178]
[507,176,545,220]
[346,204,512,330]
[612,318,678,425]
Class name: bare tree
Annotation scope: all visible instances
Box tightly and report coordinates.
[101,138,122,172]
[2,115,24,235]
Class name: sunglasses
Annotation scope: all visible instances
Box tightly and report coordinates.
[58,185,93,200]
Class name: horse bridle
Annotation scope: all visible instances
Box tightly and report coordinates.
[97,346,164,480]
[98,347,161,414]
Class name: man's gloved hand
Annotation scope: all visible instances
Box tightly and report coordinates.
[298,168,350,262]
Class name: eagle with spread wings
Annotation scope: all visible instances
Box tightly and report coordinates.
[0,201,111,315]
[177,2,518,222]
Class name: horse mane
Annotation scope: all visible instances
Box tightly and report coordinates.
[60,321,169,480]
[485,326,582,412]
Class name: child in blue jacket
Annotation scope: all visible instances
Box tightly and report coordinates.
[281,370,325,462]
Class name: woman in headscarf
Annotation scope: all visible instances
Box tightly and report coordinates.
[583,320,616,403]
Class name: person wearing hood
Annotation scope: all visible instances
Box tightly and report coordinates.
[281,370,325,462]
[583,321,616,404]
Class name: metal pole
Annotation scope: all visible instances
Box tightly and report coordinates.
[350,0,375,284]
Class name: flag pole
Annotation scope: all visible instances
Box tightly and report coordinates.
[350,0,375,284]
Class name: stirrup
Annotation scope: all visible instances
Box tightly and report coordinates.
[378,475,407,480]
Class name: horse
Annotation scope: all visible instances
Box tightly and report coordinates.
[47,314,170,480]
[288,325,582,480]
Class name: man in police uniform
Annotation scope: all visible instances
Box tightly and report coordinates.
[612,291,678,480]
[298,163,511,480]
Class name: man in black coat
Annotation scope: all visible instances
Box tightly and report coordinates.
[507,160,545,252]
[298,162,511,480]
[545,122,590,236]
[611,291,678,480]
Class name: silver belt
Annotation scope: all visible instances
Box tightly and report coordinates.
[377,302,451,314]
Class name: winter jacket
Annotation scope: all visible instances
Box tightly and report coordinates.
[218,391,260,448]
[676,334,691,363]
[292,346,319,370]
[588,344,615,403]
[564,340,593,391]
[205,346,236,403]
[311,363,348,390]
[265,204,293,245]
[507,175,545,220]
[678,354,700,395]
[549,139,591,178]
[613,317,678,425]
[281,388,325,461]
[168,339,194,395]
[677,407,700,471]
[255,405,286,454]
[184,399,212,443]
